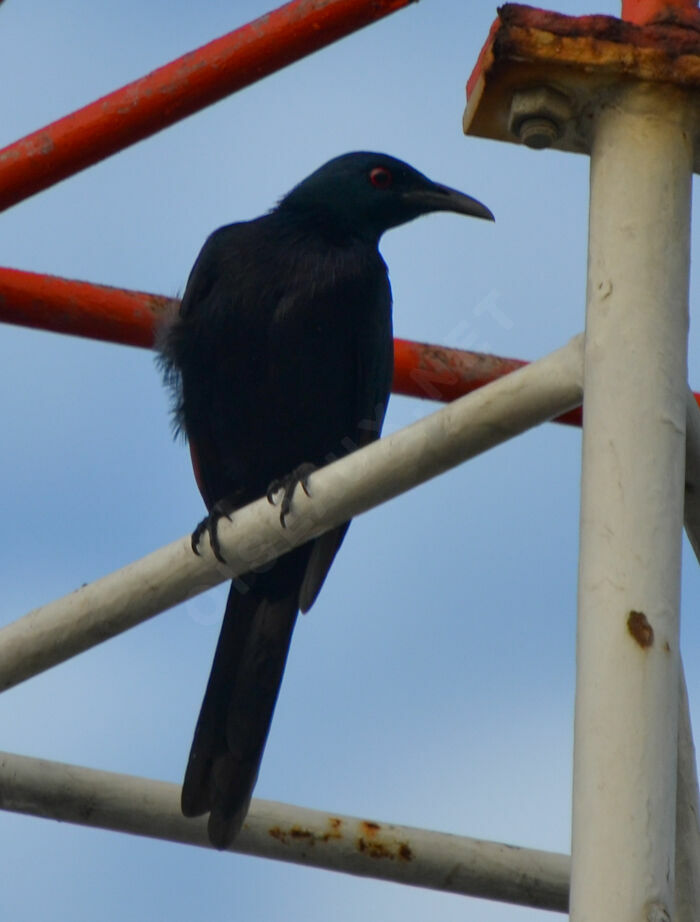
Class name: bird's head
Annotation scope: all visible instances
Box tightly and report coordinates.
[278,152,494,242]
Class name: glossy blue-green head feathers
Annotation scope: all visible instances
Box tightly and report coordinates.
[278,151,494,241]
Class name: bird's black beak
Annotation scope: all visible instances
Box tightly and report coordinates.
[404,182,495,222]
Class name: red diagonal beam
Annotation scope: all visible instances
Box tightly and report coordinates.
[0,0,416,213]
[7,265,700,426]
[0,265,586,422]
[393,341,583,426]
[0,267,173,348]
[7,265,700,427]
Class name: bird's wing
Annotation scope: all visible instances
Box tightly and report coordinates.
[162,220,280,510]
[299,268,394,613]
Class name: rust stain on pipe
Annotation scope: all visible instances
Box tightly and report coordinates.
[268,815,344,847]
[493,4,700,85]
[627,610,655,648]
[357,820,414,861]
[267,815,414,861]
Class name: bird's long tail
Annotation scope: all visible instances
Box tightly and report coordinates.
[181,564,300,849]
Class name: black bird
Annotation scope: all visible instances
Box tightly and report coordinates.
[160,152,493,848]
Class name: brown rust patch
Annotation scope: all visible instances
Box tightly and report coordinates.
[357,836,393,860]
[355,821,415,862]
[356,836,414,861]
[269,819,345,848]
[398,843,414,861]
[268,825,314,846]
[627,610,654,648]
[498,4,700,57]
[323,816,343,841]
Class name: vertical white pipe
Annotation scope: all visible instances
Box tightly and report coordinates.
[571,83,693,921]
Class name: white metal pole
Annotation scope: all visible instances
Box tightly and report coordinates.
[0,750,570,912]
[571,83,693,921]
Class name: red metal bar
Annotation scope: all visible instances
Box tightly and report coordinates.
[393,335,526,401]
[393,337,583,427]
[0,267,174,348]
[0,266,585,421]
[5,265,700,426]
[0,0,416,213]
[5,266,700,425]
[621,0,699,26]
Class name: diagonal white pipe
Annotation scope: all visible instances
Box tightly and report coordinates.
[0,335,584,692]
[0,750,570,912]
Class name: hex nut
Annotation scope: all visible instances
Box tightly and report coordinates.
[509,86,573,149]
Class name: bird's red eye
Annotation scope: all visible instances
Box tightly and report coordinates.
[369,166,392,189]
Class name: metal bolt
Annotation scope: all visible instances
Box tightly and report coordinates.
[508,86,572,150]
[517,117,561,149]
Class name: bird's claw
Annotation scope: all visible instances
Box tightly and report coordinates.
[191,497,237,563]
[266,463,316,527]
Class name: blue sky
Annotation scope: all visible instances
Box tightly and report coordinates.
[0,2,698,920]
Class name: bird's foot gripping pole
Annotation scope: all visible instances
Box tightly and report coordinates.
[266,463,317,528]
[191,494,242,563]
